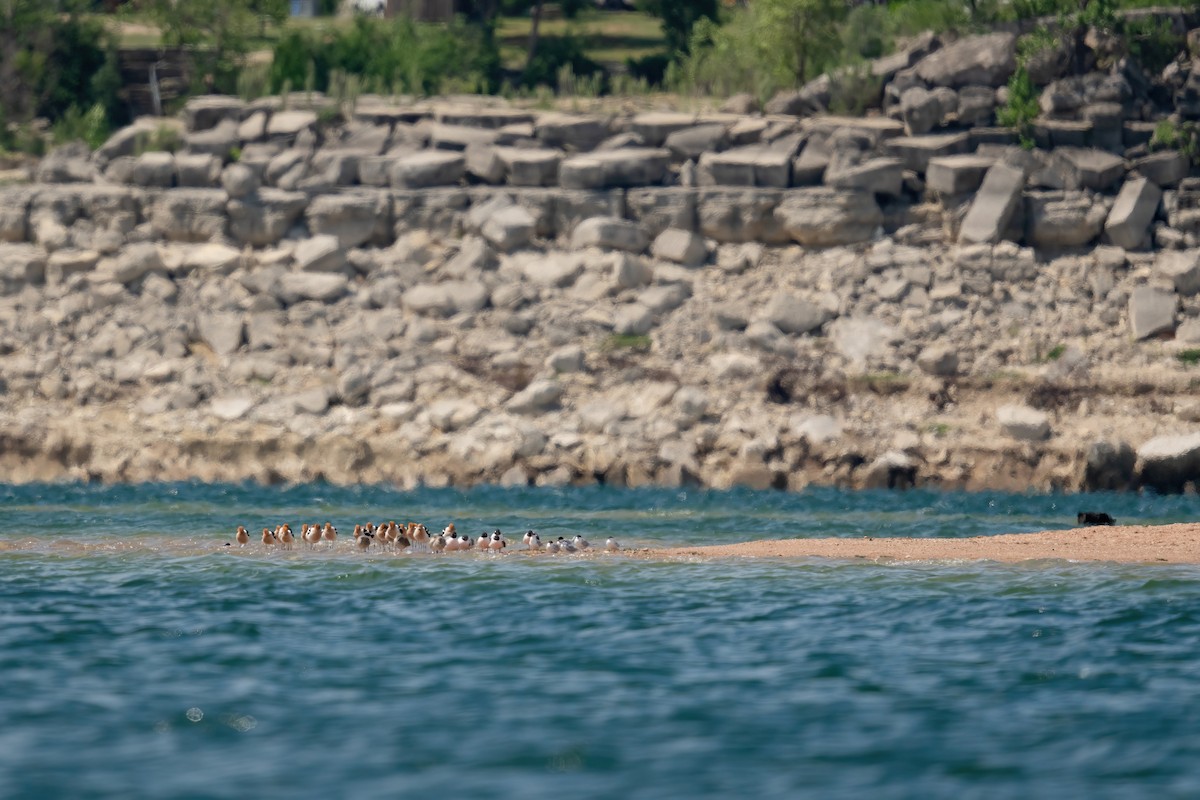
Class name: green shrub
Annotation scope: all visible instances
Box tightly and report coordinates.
[1123,16,1185,76]
[1176,349,1200,366]
[135,125,183,155]
[997,66,1040,148]
[1151,119,1199,164]
[52,104,110,150]
[523,34,605,91]
[269,15,501,97]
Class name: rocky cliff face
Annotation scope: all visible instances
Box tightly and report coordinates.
[5,45,1200,493]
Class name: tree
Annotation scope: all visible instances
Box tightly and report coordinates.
[638,0,719,55]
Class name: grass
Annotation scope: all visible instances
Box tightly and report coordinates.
[105,10,666,73]
[495,10,664,70]
[1041,344,1067,363]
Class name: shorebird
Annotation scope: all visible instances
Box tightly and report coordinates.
[323,522,338,548]
[279,526,295,550]
[235,526,249,546]
[572,535,590,551]
[476,532,491,550]
[431,534,446,554]
[545,539,561,554]
[558,536,576,553]
[305,525,321,549]
[605,537,620,552]
[261,528,276,547]
[442,523,457,539]
[411,523,430,552]
[522,530,540,549]
[356,531,371,551]
[488,530,507,552]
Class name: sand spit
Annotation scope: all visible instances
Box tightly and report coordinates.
[635,523,1200,565]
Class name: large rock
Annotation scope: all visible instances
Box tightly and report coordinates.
[1156,250,1200,296]
[997,404,1050,441]
[37,143,95,184]
[914,32,1016,88]
[1128,286,1177,339]
[698,189,789,245]
[197,311,244,356]
[899,87,944,135]
[665,124,729,161]
[1133,150,1188,188]
[1050,148,1126,191]
[698,147,792,188]
[1026,191,1108,249]
[109,243,164,284]
[534,113,609,151]
[305,191,390,248]
[149,189,227,242]
[916,345,959,376]
[481,204,536,253]
[390,151,466,188]
[227,189,307,247]
[762,293,831,334]
[958,163,1025,244]
[926,154,994,195]
[128,152,176,188]
[824,157,904,196]
[559,149,670,190]
[184,119,238,158]
[183,96,246,132]
[496,147,561,187]
[630,113,696,147]
[776,188,882,247]
[266,110,317,139]
[275,272,349,304]
[506,380,564,414]
[883,132,972,173]
[175,153,222,187]
[1136,433,1200,493]
[651,228,707,267]
[571,217,649,253]
[1104,178,1161,250]
[294,235,345,273]
[221,163,259,198]
[0,244,47,291]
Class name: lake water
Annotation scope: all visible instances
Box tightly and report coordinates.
[3,483,1200,798]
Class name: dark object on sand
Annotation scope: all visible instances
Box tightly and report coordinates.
[1077,512,1115,526]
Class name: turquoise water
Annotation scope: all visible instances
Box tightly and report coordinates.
[3,484,1200,798]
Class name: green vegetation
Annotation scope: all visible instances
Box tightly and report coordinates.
[135,124,183,155]
[1151,119,1200,164]
[52,104,111,150]
[1044,344,1068,362]
[602,333,652,353]
[1176,349,1200,366]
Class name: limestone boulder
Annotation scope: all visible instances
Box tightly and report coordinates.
[775,188,882,247]
[997,404,1050,441]
[914,32,1016,88]
[390,151,466,188]
[762,293,831,335]
[305,192,391,248]
[227,190,307,247]
[1127,286,1177,340]
[149,189,227,243]
[1135,433,1200,493]
[559,149,670,190]
[651,229,707,267]
[275,272,349,304]
[571,217,649,253]
[481,205,536,253]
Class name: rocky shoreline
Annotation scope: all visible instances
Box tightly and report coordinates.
[7,28,1200,493]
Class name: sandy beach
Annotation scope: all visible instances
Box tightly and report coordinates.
[636,523,1200,564]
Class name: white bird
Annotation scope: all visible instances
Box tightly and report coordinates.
[476,532,491,550]
[235,526,249,546]
[322,522,338,548]
[605,537,620,552]
[488,530,507,552]
[557,536,576,553]
[305,525,321,549]
[522,530,540,549]
[545,540,561,554]
[572,535,590,550]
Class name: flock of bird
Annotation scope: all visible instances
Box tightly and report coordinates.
[228,521,620,555]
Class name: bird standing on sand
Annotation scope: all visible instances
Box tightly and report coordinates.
[323,522,338,548]
[235,526,249,546]
[522,530,541,549]
[262,528,276,547]
[605,537,620,552]
[476,532,490,550]
[356,531,371,551]
[572,535,590,551]
[279,526,295,550]
[305,525,321,549]
[489,530,507,552]
[545,539,561,554]
[431,534,447,553]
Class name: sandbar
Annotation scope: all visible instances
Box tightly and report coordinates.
[634,523,1200,564]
